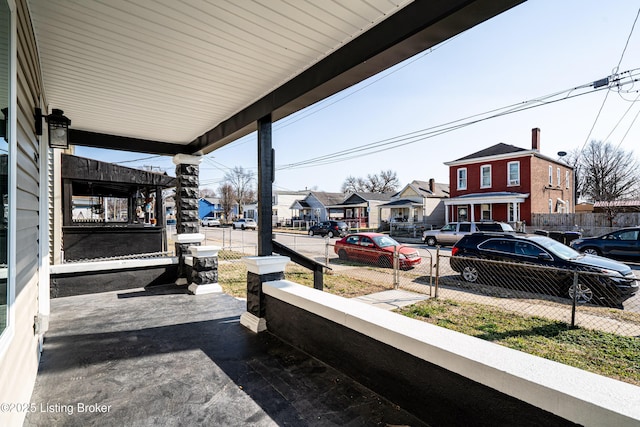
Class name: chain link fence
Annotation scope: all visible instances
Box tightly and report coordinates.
[200,227,640,337]
[321,241,640,337]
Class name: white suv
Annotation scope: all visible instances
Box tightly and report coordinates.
[232,218,257,230]
[423,221,513,246]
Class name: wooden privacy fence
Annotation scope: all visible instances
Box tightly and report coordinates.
[531,213,640,236]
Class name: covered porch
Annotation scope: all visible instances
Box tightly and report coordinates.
[13,0,638,426]
[445,192,529,230]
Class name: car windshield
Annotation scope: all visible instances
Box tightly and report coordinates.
[528,235,582,260]
[372,235,400,248]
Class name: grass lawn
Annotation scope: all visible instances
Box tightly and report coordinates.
[399,298,640,386]
[218,254,639,386]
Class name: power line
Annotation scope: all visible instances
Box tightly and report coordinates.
[277,72,637,171]
[580,8,640,152]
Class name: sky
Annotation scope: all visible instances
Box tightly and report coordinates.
[75,0,640,194]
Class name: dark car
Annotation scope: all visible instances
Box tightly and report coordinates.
[570,227,640,262]
[450,232,638,307]
[308,221,349,238]
[334,232,421,269]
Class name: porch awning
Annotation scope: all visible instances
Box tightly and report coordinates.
[378,199,423,208]
[445,192,529,206]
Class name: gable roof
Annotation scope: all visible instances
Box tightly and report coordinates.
[454,143,527,162]
[308,192,345,206]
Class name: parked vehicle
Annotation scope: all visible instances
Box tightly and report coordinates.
[201,217,221,227]
[570,227,640,262]
[422,221,514,246]
[308,221,349,238]
[232,218,257,230]
[334,232,421,269]
[450,232,638,307]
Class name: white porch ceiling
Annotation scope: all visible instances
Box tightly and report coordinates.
[27,0,525,155]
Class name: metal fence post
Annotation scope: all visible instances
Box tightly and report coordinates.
[434,246,440,299]
[393,245,399,289]
[571,271,579,328]
[325,240,329,266]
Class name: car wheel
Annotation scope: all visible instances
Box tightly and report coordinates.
[426,237,437,247]
[567,282,594,304]
[308,230,314,236]
[241,225,246,230]
[338,249,348,260]
[232,225,236,230]
[378,256,392,268]
[461,265,479,282]
[583,247,600,256]
[327,231,335,238]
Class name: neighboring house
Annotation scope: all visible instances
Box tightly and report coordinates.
[593,200,640,213]
[378,179,450,227]
[199,197,228,220]
[290,192,345,223]
[444,128,574,228]
[272,190,309,226]
[325,192,394,229]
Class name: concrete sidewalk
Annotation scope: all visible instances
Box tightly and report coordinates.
[353,289,429,310]
[25,285,427,427]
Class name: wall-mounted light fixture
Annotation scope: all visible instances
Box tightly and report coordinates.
[35,108,71,149]
[0,107,7,140]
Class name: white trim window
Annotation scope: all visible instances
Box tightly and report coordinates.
[480,165,491,188]
[565,170,570,189]
[507,161,520,186]
[548,198,553,213]
[557,168,561,187]
[548,165,553,186]
[481,203,491,220]
[457,168,467,190]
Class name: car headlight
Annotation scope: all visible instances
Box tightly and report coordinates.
[597,268,622,277]
[399,253,407,259]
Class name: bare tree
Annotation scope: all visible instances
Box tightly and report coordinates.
[199,187,216,198]
[217,183,235,222]
[223,166,255,216]
[570,140,640,224]
[341,169,399,193]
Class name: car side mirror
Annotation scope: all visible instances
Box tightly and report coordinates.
[537,253,552,261]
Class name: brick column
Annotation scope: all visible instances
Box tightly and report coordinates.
[172,154,205,288]
[240,256,290,333]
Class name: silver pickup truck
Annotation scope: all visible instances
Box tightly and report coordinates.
[422,221,514,246]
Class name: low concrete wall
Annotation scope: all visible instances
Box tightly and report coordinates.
[263,280,640,427]
[50,258,179,297]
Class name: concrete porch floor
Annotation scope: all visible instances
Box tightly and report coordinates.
[25,285,428,427]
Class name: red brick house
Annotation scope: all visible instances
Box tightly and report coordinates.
[444,128,574,228]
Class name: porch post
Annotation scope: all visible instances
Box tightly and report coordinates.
[257,114,273,256]
[172,154,222,294]
[470,203,475,222]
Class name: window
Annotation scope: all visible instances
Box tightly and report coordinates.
[548,166,553,186]
[557,168,561,186]
[459,223,471,232]
[565,171,570,189]
[481,204,491,220]
[507,161,520,186]
[0,1,10,336]
[548,199,553,213]
[457,207,468,221]
[457,168,467,190]
[508,203,519,222]
[480,165,491,188]
[480,239,514,253]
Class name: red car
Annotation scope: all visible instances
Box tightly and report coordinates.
[334,232,421,269]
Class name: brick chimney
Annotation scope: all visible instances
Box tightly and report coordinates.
[429,178,435,192]
[532,128,541,151]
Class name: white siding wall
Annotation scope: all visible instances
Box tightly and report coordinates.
[0,0,45,425]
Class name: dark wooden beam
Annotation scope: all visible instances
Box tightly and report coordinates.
[69,129,191,156]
